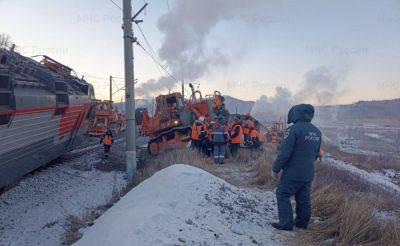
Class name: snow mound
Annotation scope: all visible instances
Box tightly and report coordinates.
[75,164,286,246]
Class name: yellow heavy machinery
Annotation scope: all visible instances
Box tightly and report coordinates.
[88,100,126,136]
[141,87,228,155]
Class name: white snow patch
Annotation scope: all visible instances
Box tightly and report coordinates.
[375,210,400,222]
[0,146,127,246]
[324,157,400,195]
[364,133,382,139]
[372,169,400,185]
[75,164,288,246]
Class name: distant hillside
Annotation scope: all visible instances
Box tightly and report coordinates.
[223,96,254,115]
[314,98,400,126]
[113,96,399,127]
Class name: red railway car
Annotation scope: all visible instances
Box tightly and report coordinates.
[0,48,96,188]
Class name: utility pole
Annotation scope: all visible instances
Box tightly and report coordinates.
[181,73,184,98]
[123,0,136,182]
[109,75,113,102]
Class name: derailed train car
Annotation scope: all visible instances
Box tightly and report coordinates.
[0,48,96,188]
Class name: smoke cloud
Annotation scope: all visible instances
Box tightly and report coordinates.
[136,0,268,97]
[251,65,350,121]
[251,87,294,122]
[294,65,350,105]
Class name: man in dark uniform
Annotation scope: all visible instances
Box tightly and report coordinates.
[271,104,322,231]
[212,116,230,164]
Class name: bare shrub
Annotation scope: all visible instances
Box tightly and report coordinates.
[0,33,11,48]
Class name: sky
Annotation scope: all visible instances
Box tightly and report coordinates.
[0,0,399,105]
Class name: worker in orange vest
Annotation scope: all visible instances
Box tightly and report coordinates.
[230,117,243,160]
[191,116,207,152]
[243,113,255,144]
[203,121,214,157]
[250,127,264,150]
[100,130,114,158]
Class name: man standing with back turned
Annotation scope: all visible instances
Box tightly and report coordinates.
[271,104,322,231]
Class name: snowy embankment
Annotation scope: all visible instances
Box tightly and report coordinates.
[75,165,287,246]
[324,157,400,194]
[0,146,127,246]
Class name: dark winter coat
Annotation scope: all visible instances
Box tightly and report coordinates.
[273,104,322,181]
[212,123,229,144]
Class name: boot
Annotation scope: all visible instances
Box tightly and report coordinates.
[271,222,293,231]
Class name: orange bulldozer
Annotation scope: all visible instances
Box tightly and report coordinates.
[141,85,229,155]
[87,100,126,137]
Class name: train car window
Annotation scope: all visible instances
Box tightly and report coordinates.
[0,75,10,89]
[0,92,11,106]
[0,54,7,65]
[56,94,69,105]
[0,113,12,126]
[54,107,66,115]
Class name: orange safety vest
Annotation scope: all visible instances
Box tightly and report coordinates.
[250,129,263,142]
[103,135,112,145]
[231,125,243,144]
[243,127,250,135]
[191,123,204,140]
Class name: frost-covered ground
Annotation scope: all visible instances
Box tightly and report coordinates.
[319,123,399,158]
[75,165,289,246]
[324,157,400,194]
[0,141,127,246]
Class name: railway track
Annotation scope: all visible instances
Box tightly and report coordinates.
[0,135,149,196]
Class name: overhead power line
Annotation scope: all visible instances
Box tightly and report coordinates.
[134,23,190,92]
[136,41,181,85]
[136,24,163,67]
[109,0,123,11]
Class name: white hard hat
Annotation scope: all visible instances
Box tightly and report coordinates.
[199,116,205,122]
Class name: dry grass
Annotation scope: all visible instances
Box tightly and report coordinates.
[250,144,279,188]
[65,142,400,245]
[311,185,344,219]
[64,213,100,245]
[63,178,134,245]
[247,142,400,245]
[301,185,400,246]
[131,149,213,186]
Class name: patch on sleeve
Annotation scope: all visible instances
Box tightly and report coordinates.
[284,127,291,139]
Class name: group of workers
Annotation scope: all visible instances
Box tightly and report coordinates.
[192,104,323,232]
[190,113,265,164]
[100,103,323,233]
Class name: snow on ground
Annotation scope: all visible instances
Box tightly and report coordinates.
[364,133,382,139]
[337,136,379,156]
[0,144,127,246]
[372,169,400,186]
[75,164,288,246]
[324,157,400,194]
